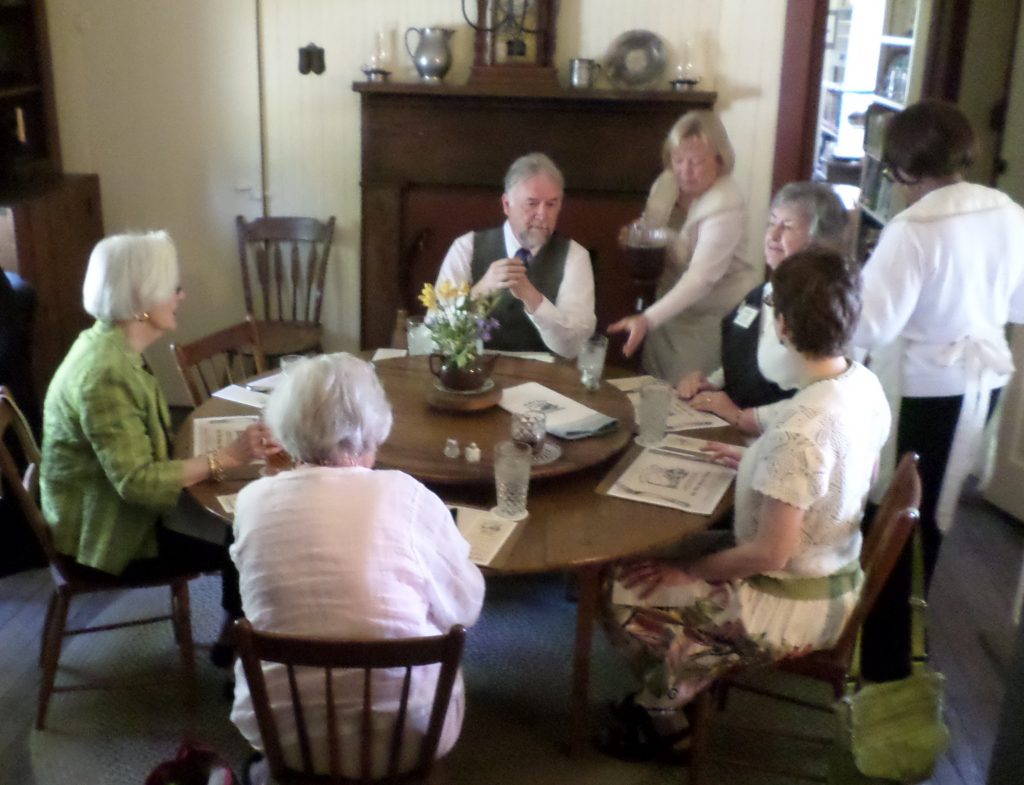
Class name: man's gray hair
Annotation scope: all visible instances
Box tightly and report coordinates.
[82,231,179,322]
[772,181,850,248]
[661,110,736,174]
[264,352,393,463]
[504,152,565,193]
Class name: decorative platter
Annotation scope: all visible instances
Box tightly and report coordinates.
[604,30,667,88]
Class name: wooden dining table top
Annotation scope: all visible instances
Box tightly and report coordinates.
[174,354,736,575]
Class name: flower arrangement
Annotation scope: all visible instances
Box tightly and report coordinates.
[419,280,500,369]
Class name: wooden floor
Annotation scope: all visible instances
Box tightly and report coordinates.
[0,494,1019,785]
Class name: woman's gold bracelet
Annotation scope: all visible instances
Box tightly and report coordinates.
[207,450,226,482]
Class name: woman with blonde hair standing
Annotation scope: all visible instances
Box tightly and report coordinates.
[609,110,757,384]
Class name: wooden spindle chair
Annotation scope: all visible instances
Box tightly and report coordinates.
[171,317,266,407]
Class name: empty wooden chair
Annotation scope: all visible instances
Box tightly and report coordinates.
[0,387,197,730]
[171,317,266,407]
[235,215,336,359]
[234,619,466,784]
[688,452,922,784]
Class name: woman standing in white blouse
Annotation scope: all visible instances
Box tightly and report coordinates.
[230,353,485,779]
[609,111,758,384]
[601,248,889,761]
[853,100,1024,683]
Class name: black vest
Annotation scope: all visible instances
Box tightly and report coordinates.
[720,283,795,409]
[470,228,569,352]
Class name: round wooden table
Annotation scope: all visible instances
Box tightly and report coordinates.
[175,355,735,753]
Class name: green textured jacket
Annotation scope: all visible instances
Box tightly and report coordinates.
[41,321,184,574]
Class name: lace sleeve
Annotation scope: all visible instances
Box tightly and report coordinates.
[749,427,830,511]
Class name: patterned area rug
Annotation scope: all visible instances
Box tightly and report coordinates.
[25,573,839,785]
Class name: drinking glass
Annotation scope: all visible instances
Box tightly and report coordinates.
[577,334,608,390]
[406,317,434,356]
[493,440,532,519]
[637,381,672,446]
[511,411,546,456]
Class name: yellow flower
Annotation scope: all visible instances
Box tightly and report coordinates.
[436,279,460,301]
[456,281,470,297]
[418,283,437,311]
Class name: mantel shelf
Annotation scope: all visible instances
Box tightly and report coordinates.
[352,80,717,106]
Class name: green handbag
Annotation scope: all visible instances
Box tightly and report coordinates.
[835,671,950,784]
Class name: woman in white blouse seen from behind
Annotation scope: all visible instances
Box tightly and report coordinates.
[230,353,485,779]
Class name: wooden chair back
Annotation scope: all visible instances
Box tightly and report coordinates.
[0,387,197,729]
[828,452,921,670]
[171,318,266,407]
[236,215,336,326]
[0,386,60,567]
[235,619,466,784]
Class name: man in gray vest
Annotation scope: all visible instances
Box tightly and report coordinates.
[434,153,596,358]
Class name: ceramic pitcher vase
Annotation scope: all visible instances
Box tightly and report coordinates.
[405,27,454,81]
[429,353,497,392]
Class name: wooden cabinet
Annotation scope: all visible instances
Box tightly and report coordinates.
[0,174,104,400]
[0,0,59,177]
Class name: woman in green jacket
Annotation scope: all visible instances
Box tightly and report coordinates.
[41,231,268,656]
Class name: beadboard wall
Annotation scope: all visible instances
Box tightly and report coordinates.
[45,0,785,403]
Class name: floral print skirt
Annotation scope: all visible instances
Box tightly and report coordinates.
[606,577,859,709]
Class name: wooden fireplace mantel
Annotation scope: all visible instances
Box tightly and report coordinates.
[354,81,716,348]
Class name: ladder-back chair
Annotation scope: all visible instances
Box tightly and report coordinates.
[688,452,922,784]
[171,317,266,407]
[235,215,336,359]
[0,387,197,730]
[235,619,466,784]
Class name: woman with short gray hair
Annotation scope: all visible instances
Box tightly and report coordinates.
[42,231,269,658]
[678,181,850,433]
[230,353,485,778]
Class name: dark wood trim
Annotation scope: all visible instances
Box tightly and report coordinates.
[921,0,972,100]
[771,0,829,193]
[29,0,60,171]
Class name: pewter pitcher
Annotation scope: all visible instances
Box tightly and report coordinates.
[405,27,454,82]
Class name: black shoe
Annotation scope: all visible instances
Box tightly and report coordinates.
[597,694,691,764]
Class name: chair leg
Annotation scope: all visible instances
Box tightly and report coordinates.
[171,581,197,711]
[688,687,713,785]
[36,591,70,730]
[38,592,58,667]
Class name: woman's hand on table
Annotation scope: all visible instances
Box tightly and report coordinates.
[701,441,743,469]
[607,314,649,357]
[618,558,698,599]
[690,390,742,423]
[676,370,714,400]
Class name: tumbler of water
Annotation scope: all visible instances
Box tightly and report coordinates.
[577,334,608,390]
[511,411,546,456]
[406,317,434,356]
[493,440,532,519]
[637,381,672,446]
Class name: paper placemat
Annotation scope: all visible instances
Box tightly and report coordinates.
[449,505,525,566]
[500,382,618,440]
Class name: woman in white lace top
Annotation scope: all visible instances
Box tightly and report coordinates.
[600,248,890,762]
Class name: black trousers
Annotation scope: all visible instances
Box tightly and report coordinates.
[859,390,999,682]
[119,524,242,618]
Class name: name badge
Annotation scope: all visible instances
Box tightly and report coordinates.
[733,304,759,329]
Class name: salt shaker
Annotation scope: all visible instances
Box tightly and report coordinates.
[464,442,481,463]
[443,438,460,459]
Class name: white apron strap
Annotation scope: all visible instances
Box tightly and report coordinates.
[933,331,1014,532]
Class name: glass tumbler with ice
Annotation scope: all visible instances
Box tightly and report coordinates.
[637,381,672,446]
[577,334,608,390]
[493,440,532,519]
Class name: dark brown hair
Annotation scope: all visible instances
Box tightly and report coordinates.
[883,99,975,179]
[770,247,860,358]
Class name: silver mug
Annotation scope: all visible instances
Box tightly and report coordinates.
[569,58,599,89]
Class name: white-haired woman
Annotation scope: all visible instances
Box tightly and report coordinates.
[609,110,758,384]
[41,231,268,651]
[679,181,850,432]
[230,353,485,779]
